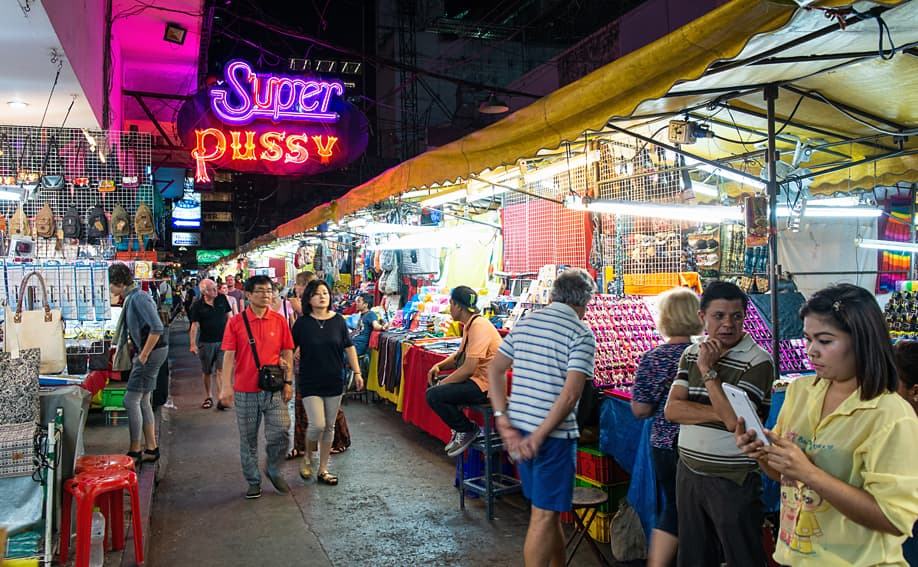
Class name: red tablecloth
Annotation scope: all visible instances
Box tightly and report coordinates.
[400,346,452,444]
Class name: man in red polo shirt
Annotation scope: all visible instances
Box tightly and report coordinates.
[220,275,294,499]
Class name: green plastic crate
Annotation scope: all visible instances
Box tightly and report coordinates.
[100,387,127,409]
[575,474,629,514]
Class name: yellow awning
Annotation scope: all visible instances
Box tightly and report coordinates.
[263,0,914,239]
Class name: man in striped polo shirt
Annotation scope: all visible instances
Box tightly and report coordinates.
[665,281,774,566]
[488,269,597,566]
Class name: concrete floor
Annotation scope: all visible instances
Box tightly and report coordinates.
[133,319,620,567]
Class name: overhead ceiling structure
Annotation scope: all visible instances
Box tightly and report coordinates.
[238,0,916,254]
[0,1,97,129]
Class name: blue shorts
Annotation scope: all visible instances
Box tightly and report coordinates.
[515,431,576,512]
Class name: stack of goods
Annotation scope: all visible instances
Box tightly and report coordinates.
[560,445,630,541]
[885,291,918,339]
[584,295,663,393]
[744,303,812,373]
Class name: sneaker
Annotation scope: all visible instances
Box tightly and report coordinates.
[266,470,290,494]
[446,425,480,458]
[443,429,459,454]
[245,484,262,499]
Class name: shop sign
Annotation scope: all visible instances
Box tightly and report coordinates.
[196,249,234,264]
[177,59,369,183]
[203,211,233,222]
[172,232,201,247]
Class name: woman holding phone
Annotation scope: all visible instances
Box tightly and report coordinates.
[736,284,918,565]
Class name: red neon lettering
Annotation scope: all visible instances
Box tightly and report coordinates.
[311,135,338,164]
[230,131,257,160]
[285,134,310,164]
[192,128,226,183]
[259,132,286,162]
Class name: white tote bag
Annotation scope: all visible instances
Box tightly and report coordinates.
[4,271,67,374]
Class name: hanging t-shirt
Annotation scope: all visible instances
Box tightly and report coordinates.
[292,313,353,397]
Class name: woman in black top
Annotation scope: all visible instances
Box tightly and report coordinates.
[291,280,363,485]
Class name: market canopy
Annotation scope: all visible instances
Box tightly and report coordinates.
[248,0,916,249]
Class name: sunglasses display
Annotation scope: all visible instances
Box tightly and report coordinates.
[583,294,812,398]
[743,302,812,374]
[584,295,664,395]
[885,291,918,338]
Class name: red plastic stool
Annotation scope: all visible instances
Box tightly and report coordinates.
[75,454,136,474]
[73,454,137,550]
[60,469,144,567]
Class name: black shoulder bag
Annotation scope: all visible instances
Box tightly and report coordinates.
[241,312,287,392]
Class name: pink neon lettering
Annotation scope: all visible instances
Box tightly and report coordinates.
[210,59,343,125]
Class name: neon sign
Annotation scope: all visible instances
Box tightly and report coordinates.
[210,60,344,125]
[177,59,368,180]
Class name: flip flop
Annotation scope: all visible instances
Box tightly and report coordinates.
[201,398,213,409]
[285,448,303,460]
[330,446,348,455]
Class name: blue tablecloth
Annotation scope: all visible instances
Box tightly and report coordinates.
[599,390,786,538]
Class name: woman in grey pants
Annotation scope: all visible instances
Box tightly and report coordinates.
[109,263,169,465]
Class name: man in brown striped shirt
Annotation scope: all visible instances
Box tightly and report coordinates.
[665,281,774,567]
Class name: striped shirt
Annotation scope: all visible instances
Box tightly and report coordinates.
[499,302,596,439]
[672,333,774,484]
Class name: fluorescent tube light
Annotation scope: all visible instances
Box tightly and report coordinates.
[691,181,720,198]
[564,196,742,223]
[420,189,468,208]
[523,152,597,184]
[359,222,434,235]
[685,158,765,189]
[776,206,881,218]
[855,238,918,253]
[0,189,22,201]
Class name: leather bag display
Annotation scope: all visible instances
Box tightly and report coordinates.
[34,203,56,238]
[4,272,67,374]
[0,349,40,426]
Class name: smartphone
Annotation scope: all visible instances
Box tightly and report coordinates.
[722,383,771,445]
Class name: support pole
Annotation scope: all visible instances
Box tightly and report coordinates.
[765,85,780,383]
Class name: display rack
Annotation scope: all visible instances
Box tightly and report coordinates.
[743,302,811,374]
[0,126,153,220]
[585,294,664,393]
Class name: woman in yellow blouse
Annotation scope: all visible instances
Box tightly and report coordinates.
[737,283,918,566]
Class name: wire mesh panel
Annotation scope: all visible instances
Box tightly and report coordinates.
[502,174,589,274]
[593,140,697,293]
[0,126,153,223]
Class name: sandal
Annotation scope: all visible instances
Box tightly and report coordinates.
[317,471,338,485]
[201,398,213,409]
[329,446,348,455]
[285,448,303,460]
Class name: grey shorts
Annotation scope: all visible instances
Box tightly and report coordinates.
[198,342,224,374]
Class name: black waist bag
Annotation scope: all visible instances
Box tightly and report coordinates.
[258,365,286,392]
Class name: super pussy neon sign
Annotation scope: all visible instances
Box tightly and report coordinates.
[209,60,345,125]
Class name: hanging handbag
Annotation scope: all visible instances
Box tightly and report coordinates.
[0,348,41,426]
[39,135,65,190]
[4,272,67,374]
[241,312,287,392]
[0,131,16,185]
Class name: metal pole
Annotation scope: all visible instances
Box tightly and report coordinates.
[911,184,917,281]
[765,85,780,383]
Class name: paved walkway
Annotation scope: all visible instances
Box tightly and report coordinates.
[142,319,616,566]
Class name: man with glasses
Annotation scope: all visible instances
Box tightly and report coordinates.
[189,278,232,409]
[220,276,295,499]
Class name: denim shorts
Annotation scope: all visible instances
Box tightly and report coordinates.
[515,430,576,512]
[198,342,224,374]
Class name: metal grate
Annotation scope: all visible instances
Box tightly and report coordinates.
[502,173,588,274]
[0,126,153,225]
[595,140,690,292]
